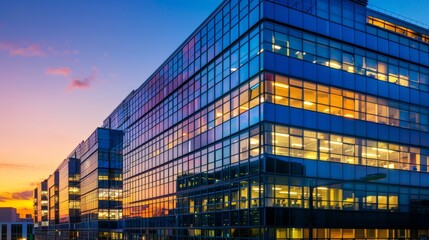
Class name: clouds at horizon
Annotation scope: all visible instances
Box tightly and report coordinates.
[0,190,33,202]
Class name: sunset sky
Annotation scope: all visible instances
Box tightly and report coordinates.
[0,0,428,218]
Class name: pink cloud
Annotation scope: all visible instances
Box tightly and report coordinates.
[46,67,71,76]
[68,69,98,91]
[0,42,46,57]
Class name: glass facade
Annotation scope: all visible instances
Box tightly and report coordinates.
[34,0,429,239]
[34,128,123,240]
[0,223,33,240]
[115,0,429,239]
[77,128,123,240]
[57,158,80,239]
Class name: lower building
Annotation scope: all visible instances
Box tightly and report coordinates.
[34,128,123,240]
[0,208,34,240]
[56,158,80,240]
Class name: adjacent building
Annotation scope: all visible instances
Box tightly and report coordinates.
[34,128,123,240]
[33,180,48,238]
[47,171,59,239]
[0,208,33,240]
[57,157,80,239]
[35,0,429,239]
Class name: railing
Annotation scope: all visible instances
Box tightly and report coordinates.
[367,4,429,30]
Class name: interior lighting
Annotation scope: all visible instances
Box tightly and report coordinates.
[250,139,259,145]
[273,82,289,88]
[372,147,393,153]
[303,101,314,106]
[273,132,290,137]
[327,61,341,69]
[319,147,331,151]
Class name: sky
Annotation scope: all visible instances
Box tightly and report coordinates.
[0,0,428,218]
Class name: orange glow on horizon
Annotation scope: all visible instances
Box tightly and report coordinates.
[0,199,33,219]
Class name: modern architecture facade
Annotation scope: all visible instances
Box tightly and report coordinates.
[33,180,48,237]
[47,171,59,239]
[34,128,123,240]
[57,157,80,239]
[34,0,429,239]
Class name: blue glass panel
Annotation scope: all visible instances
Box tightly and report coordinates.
[305,160,317,177]
[261,102,276,122]
[274,4,288,23]
[377,81,388,98]
[342,26,354,44]
[288,9,302,28]
[330,116,342,133]
[400,45,410,61]
[263,52,276,72]
[303,14,316,32]
[330,69,342,88]
[275,54,289,75]
[342,72,354,90]
[399,87,410,102]
[330,162,343,179]
[329,22,342,40]
[303,111,316,128]
[366,122,378,139]
[377,38,388,54]
[249,106,259,126]
[366,34,377,51]
[317,64,330,85]
[399,171,410,185]
[275,104,289,125]
[303,61,316,80]
[388,41,399,57]
[355,31,366,47]
[399,129,410,143]
[420,51,429,66]
[289,58,303,78]
[343,118,355,135]
[290,108,303,127]
[263,1,275,19]
[358,121,374,142]
[317,161,330,178]
[377,125,389,142]
[316,18,329,35]
[318,113,330,131]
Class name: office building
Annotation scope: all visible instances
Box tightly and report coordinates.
[34,128,123,240]
[34,0,429,239]
[47,171,59,239]
[33,180,48,238]
[76,128,123,240]
[56,158,80,239]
